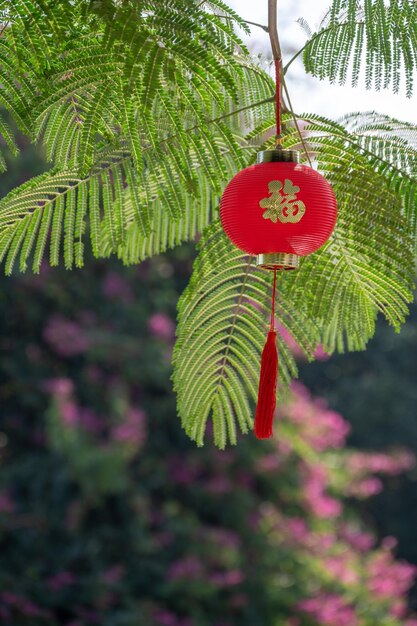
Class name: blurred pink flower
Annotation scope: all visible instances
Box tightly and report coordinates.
[347,450,415,476]
[168,556,203,581]
[47,571,76,591]
[256,453,282,473]
[367,551,417,600]
[207,528,241,550]
[314,344,331,360]
[0,491,14,514]
[348,477,383,499]
[0,593,45,617]
[43,377,74,396]
[43,315,90,357]
[209,569,245,587]
[204,475,233,494]
[168,455,201,485]
[298,593,358,626]
[112,408,147,447]
[154,610,193,626]
[301,464,342,519]
[148,313,175,341]
[323,553,358,585]
[286,383,350,451]
[284,518,310,543]
[60,399,80,427]
[277,323,305,359]
[229,593,248,608]
[102,272,133,303]
[339,525,374,551]
[102,564,125,585]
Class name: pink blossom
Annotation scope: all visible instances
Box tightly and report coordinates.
[322,553,358,585]
[43,314,90,357]
[382,536,398,550]
[207,528,241,550]
[209,569,245,586]
[0,491,14,514]
[78,408,103,434]
[102,565,125,585]
[285,518,310,543]
[1,592,20,604]
[47,571,76,591]
[43,377,74,396]
[339,525,374,551]
[0,593,45,617]
[154,610,193,626]
[301,464,342,518]
[168,455,201,485]
[229,593,248,608]
[277,323,305,359]
[256,453,282,473]
[348,477,383,499]
[112,408,147,447]
[314,344,331,360]
[286,383,350,451]
[148,313,175,341]
[298,593,358,626]
[61,399,80,427]
[168,556,203,581]
[204,475,233,494]
[102,272,133,303]
[367,552,417,599]
[347,450,415,476]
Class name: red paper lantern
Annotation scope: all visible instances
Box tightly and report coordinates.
[220,149,337,270]
[220,148,337,440]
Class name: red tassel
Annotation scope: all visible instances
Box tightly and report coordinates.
[254,330,278,439]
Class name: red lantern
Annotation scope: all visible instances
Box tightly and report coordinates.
[220,149,337,269]
[220,148,337,439]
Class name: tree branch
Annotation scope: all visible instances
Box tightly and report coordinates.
[268,0,282,63]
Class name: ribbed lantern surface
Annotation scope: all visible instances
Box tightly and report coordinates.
[220,160,337,257]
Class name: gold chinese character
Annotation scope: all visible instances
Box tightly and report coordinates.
[259,179,306,224]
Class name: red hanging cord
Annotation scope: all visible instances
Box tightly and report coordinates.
[269,267,277,331]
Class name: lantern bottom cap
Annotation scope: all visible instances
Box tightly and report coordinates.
[256,253,300,271]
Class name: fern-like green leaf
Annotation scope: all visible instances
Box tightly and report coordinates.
[295,0,417,96]
[173,221,319,448]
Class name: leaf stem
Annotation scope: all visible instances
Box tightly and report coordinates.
[215,257,253,388]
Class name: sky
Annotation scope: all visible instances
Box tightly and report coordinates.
[226,0,416,124]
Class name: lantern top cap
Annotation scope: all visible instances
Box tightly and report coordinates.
[257,149,300,164]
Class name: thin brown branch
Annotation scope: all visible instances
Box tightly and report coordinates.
[268,0,282,63]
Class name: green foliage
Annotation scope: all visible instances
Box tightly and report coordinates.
[297,0,417,96]
[0,0,272,271]
[0,0,416,446]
